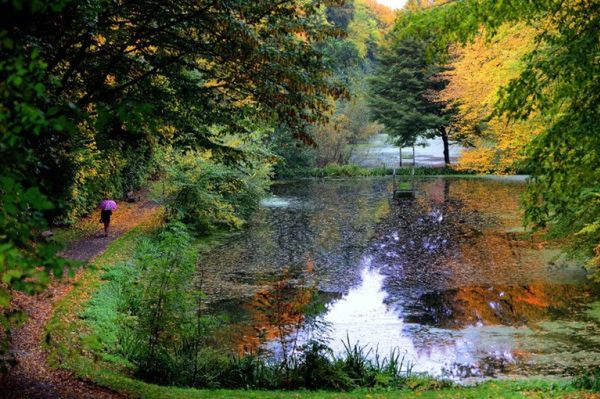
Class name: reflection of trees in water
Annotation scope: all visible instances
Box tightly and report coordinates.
[241,268,314,358]
[217,265,336,358]
[200,178,600,377]
[408,284,590,328]
[199,179,391,302]
[371,178,592,329]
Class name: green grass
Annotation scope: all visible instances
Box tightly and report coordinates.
[37,366,584,399]
[276,164,472,179]
[45,223,156,371]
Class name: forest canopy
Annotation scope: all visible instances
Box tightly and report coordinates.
[0,0,348,338]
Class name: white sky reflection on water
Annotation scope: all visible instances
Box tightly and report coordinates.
[260,196,292,208]
[212,178,599,379]
[318,256,515,377]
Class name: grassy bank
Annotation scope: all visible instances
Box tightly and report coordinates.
[45,214,232,370]
[31,370,590,399]
[276,164,471,179]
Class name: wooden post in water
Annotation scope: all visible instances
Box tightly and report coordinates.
[393,165,416,200]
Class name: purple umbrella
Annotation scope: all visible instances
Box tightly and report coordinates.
[100,199,118,211]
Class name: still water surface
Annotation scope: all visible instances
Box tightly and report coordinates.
[199,177,600,380]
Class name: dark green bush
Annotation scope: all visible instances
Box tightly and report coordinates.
[292,341,356,391]
[573,368,600,391]
[119,223,203,384]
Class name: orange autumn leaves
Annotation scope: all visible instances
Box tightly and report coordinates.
[235,266,316,355]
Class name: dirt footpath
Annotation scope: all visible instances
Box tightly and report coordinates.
[1,199,160,398]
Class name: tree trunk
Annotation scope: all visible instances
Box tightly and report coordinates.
[399,146,403,167]
[412,144,416,167]
[441,127,450,165]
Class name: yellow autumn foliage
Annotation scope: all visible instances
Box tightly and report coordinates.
[440,24,544,173]
[348,0,396,58]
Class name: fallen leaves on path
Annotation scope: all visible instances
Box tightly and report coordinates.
[1,197,161,398]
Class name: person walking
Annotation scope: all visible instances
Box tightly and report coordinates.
[99,197,118,237]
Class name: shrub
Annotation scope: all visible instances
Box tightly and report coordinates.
[165,150,271,234]
[292,341,355,391]
[121,223,201,383]
[573,369,600,391]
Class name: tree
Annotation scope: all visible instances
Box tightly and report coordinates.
[1,0,347,220]
[0,0,346,362]
[438,24,542,173]
[393,0,600,272]
[326,1,355,30]
[312,96,382,166]
[273,0,393,174]
[369,37,455,165]
[348,0,396,62]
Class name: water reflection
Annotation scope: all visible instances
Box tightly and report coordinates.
[200,179,392,299]
[316,260,519,377]
[200,177,600,380]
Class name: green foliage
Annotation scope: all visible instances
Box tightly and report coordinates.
[313,164,391,177]
[1,0,345,360]
[271,126,318,178]
[291,342,355,390]
[348,0,395,61]
[138,337,419,391]
[164,147,272,234]
[523,115,600,275]
[369,36,456,165]
[573,369,600,392]
[310,96,382,167]
[80,261,136,368]
[120,223,201,383]
[0,29,72,363]
[326,2,355,31]
[274,0,393,173]
[391,0,600,273]
[0,178,70,367]
[274,164,390,178]
[1,0,346,223]
[277,164,466,178]
[87,222,222,386]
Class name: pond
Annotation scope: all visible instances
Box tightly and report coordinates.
[198,177,600,381]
